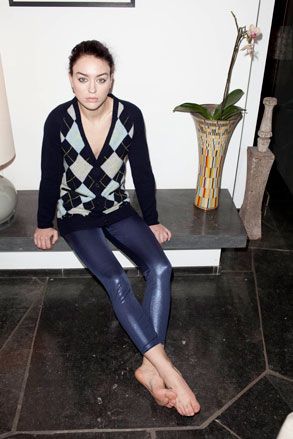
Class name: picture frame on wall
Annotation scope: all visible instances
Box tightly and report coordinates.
[9,0,135,7]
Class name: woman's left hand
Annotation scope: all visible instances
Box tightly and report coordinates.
[149,223,172,244]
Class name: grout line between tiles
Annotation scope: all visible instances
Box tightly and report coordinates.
[215,419,242,438]
[267,369,293,382]
[8,427,206,435]
[249,246,293,252]
[220,269,253,273]
[251,248,269,370]
[29,277,48,286]
[11,278,48,432]
[0,292,41,356]
[267,374,293,412]
[0,272,58,280]
[173,273,218,277]
[0,433,14,439]
[148,427,205,432]
[197,371,267,429]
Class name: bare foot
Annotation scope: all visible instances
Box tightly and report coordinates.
[134,363,177,408]
[161,364,201,416]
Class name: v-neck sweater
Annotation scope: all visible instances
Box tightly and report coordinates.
[37,94,159,237]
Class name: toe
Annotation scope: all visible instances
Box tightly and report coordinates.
[187,405,195,416]
[155,391,169,406]
[193,399,201,413]
[184,403,193,417]
[177,403,186,416]
[165,389,177,402]
[156,398,168,407]
[178,406,184,416]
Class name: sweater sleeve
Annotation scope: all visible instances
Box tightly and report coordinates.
[128,107,159,226]
[37,111,64,229]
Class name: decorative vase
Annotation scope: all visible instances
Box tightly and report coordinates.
[191,104,242,210]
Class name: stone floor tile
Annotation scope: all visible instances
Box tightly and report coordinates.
[248,203,290,250]
[253,249,293,376]
[218,376,291,438]
[33,277,129,356]
[267,374,293,409]
[0,292,43,434]
[155,421,236,437]
[220,247,252,272]
[16,273,264,430]
[0,278,43,348]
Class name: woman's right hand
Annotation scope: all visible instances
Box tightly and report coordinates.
[34,227,59,250]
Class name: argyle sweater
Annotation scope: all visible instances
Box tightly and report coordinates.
[37,94,159,237]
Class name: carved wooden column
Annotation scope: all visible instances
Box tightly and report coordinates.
[239,97,277,240]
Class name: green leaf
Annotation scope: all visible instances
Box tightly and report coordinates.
[210,104,244,120]
[220,89,244,109]
[173,103,213,120]
[212,107,223,119]
[219,105,245,120]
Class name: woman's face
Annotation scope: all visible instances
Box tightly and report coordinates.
[69,54,113,112]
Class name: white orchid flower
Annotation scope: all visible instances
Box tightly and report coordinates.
[246,24,262,40]
[241,43,255,58]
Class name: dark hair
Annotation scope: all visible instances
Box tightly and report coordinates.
[69,40,115,75]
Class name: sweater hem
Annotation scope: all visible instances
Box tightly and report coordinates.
[57,202,140,237]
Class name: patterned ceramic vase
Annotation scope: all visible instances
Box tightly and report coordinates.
[191,104,242,210]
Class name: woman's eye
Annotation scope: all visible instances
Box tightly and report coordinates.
[97,78,106,84]
[78,77,87,83]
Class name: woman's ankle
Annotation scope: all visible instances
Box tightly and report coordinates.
[142,343,165,366]
[143,343,173,372]
[142,357,152,367]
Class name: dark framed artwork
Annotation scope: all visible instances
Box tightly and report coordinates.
[9,0,135,7]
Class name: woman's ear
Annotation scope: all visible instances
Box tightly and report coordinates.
[110,74,115,92]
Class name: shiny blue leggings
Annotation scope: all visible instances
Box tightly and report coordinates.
[63,214,172,355]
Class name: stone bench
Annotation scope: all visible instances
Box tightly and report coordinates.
[0,189,247,269]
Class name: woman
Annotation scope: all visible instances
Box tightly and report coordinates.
[34,40,200,417]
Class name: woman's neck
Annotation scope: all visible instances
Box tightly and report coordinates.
[78,95,113,123]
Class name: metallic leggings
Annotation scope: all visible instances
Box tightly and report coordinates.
[63,214,172,354]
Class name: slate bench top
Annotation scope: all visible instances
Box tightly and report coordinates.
[0,189,247,252]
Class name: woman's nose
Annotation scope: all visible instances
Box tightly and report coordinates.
[88,81,97,93]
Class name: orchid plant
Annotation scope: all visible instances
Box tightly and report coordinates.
[174,11,262,121]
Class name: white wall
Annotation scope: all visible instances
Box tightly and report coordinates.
[0,0,275,205]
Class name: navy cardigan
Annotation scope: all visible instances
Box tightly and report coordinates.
[37,94,159,237]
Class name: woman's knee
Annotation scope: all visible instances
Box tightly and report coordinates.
[145,257,172,279]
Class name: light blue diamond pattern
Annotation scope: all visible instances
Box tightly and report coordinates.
[76,183,96,203]
[66,122,85,153]
[57,199,67,219]
[67,104,76,121]
[117,102,124,118]
[109,119,128,151]
[101,179,119,201]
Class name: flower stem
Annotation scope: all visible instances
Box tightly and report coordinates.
[219,12,246,114]
[231,11,239,31]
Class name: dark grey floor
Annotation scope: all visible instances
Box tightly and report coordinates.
[0,198,292,438]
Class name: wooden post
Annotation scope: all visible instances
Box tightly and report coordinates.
[239,97,277,240]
